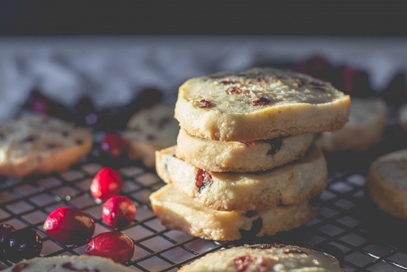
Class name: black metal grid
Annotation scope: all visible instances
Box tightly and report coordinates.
[1,126,407,272]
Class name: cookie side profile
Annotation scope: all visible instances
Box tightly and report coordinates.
[179,244,344,272]
[176,129,314,172]
[0,115,92,178]
[366,149,407,219]
[175,67,350,141]
[2,255,134,272]
[123,102,179,168]
[315,97,387,152]
[156,145,327,211]
[150,185,319,241]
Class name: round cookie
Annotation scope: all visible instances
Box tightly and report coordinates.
[176,129,314,172]
[156,145,327,211]
[123,102,179,168]
[175,67,350,141]
[0,114,92,178]
[315,97,387,152]
[2,255,134,272]
[179,244,344,272]
[366,149,407,219]
[149,184,320,241]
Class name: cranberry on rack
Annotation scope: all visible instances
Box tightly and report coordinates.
[90,168,124,202]
[102,196,137,228]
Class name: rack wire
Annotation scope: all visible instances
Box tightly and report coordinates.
[1,125,407,272]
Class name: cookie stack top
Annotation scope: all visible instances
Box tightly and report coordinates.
[175,67,351,142]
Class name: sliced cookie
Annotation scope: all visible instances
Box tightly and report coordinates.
[315,97,387,152]
[2,255,134,272]
[176,128,314,172]
[0,114,92,178]
[175,67,350,141]
[366,149,407,219]
[123,102,179,168]
[150,184,320,241]
[179,244,344,272]
[156,145,327,211]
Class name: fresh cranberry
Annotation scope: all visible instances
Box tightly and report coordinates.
[0,223,16,254]
[90,168,124,201]
[43,207,95,245]
[102,196,136,228]
[3,228,42,262]
[100,134,127,158]
[86,231,134,264]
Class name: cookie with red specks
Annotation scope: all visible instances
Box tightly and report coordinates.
[176,128,314,172]
[178,244,344,272]
[149,184,320,241]
[156,145,327,211]
[174,67,350,142]
[315,97,387,152]
[366,149,407,220]
[0,114,92,178]
[123,102,179,168]
[2,255,134,272]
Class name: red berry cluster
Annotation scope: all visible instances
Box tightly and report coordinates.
[42,167,136,264]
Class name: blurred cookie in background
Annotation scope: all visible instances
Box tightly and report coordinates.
[123,102,179,168]
[315,97,387,152]
[398,104,407,133]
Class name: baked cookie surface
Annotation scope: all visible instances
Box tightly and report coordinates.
[315,97,387,152]
[0,115,92,178]
[2,255,134,272]
[156,145,327,211]
[149,185,319,241]
[176,129,314,172]
[366,149,407,219]
[175,67,350,141]
[179,244,344,272]
[123,102,179,168]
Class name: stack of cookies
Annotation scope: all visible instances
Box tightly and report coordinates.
[150,67,351,241]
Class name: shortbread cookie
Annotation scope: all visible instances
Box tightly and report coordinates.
[0,115,92,178]
[176,129,314,172]
[315,97,387,152]
[175,67,350,141]
[156,145,327,211]
[366,149,407,219]
[398,104,407,132]
[123,102,179,168]
[179,244,344,272]
[150,185,319,241]
[2,255,134,272]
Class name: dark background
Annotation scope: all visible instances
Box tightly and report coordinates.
[0,0,406,37]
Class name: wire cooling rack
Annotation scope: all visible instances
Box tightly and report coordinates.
[1,125,407,272]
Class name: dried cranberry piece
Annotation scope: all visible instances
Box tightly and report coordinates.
[266,137,282,155]
[229,87,243,94]
[10,263,29,272]
[233,255,254,272]
[195,169,213,193]
[241,141,254,147]
[198,99,215,109]
[253,97,272,106]
[221,80,235,85]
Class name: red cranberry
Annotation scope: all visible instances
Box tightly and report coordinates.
[0,223,16,254]
[102,196,136,228]
[86,231,134,264]
[90,168,124,201]
[233,255,254,272]
[43,207,95,245]
[100,134,127,158]
[3,228,42,262]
